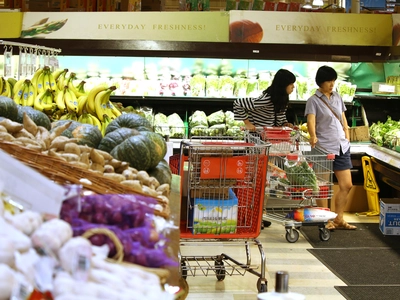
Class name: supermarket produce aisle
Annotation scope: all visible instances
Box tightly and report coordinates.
[179,211,378,300]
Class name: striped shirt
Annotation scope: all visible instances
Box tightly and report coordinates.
[233,92,288,127]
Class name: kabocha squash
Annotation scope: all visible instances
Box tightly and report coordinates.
[16,106,51,130]
[51,120,103,149]
[105,113,152,135]
[147,159,172,185]
[98,127,141,153]
[110,134,153,171]
[140,131,167,167]
[0,96,19,121]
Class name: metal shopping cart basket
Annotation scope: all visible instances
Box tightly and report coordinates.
[246,128,335,243]
[176,135,271,293]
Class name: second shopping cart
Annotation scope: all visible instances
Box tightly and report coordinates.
[247,127,336,243]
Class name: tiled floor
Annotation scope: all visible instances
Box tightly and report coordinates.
[180,212,379,300]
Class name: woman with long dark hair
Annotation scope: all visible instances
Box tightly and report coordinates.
[233,69,296,130]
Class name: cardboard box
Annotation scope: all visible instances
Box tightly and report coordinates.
[349,126,370,142]
[189,188,238,235]
[189,179,237,200]
[380,198,400,235]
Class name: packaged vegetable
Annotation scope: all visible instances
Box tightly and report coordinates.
[153,113,170,137]
[207,110,225,126]
[167,113,185,138]
[189,110,208,128]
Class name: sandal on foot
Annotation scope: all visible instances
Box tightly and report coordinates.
[326,220,357,230]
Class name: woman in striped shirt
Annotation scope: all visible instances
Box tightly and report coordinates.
[233,69,296,131]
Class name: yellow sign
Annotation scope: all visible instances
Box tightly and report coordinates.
[21,12,230,42]
[229,11,392,46]
[0,12,23,38]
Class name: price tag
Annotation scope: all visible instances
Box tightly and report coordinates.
[3,49,12,78]
[31,51,38,75]
[26,52,32,76]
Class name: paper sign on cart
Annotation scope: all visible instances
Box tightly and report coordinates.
[0,149,66,216]
[200,156,248,179]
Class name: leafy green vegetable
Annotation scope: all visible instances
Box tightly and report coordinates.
[167,113,185,138]
[370,116,400,147]
[207,110,225,126]
[284,159,319,191]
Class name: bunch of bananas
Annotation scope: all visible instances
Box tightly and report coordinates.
[32,65,57,95]
[0,77,15,98]
[34,88,55,112]
[13,79,36,107]
[86,84,121,122]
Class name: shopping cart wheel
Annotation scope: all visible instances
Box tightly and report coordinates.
[180,261,187,280]
[214,260,225,281]
[319,227,331,241]
[285,228,299,243]
[257,278,268,293]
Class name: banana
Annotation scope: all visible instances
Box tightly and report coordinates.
[13,79,27,105]
[48,69,58,92]
[57,70,68,91]
[12,79,25,97]
[94,88,113,122]
[7,77,17,90]
[77,95,89,115]
[88,114,102,131]
[31,67,44,88]
[101,114,112,136]
[34,90,46,111]
[1,78,12,98]
[107,101,122,118]
[36,69,46,94]
[41,89,54,112]
[26,80,36,107]
[0,77,4,95]
[86,83,108,114]
[21,81,30,106]
[64,86,79,113]
[52,68,68,82]
[68,79,86,98]
[55,89,67,112]
[77,81,86,94]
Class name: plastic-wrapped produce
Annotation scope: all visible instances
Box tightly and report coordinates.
[190,125,208,137]
[189,110,208,128]
[226,126,244,139]
[190,74,206,97]
[207,110,226,126]
[234,77,248,97]
[167,113,185,138]
[154,113,170,137]
[208,124,226,136]
[219,75,235,98]
[206,75,220,98]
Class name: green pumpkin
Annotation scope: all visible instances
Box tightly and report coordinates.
[147,159,172,185]
[16,105,51,130]
[51,120,103,148]
[105,113,152,135]
[98,127,141,153]
[140,131,167,167]
[0,96,19,121]
[110,134,153,171]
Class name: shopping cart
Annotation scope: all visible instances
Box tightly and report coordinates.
[246,128,335,243]
[176,135,271,293]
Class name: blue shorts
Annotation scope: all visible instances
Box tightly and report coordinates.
[333,147,352,171]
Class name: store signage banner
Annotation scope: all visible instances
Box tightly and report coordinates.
[0,12,23,38]
[392,14,400,46]
[20,12,229,42]
[229,11,392,46]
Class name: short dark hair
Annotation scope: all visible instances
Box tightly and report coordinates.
[315,65,337,87]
